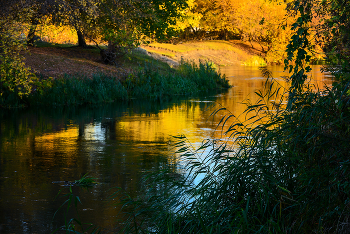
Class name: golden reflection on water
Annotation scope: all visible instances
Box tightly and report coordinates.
[24,66,334,162]
[118,104,204,144]
[210,65,334,137]
[28,66,334,153]
[35,126,79,153]
[0,65,335,233]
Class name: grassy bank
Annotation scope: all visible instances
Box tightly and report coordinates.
[0,41,231,108]
[1,60,230,108]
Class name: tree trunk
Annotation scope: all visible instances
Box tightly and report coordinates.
[258,41,266,53]
[77,30,87,48]
[248,35,254,49]
[27,17,39,46]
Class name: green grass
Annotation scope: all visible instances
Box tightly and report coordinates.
[27,74,128,106]
[0,60,230,108]
[123,61,230,100]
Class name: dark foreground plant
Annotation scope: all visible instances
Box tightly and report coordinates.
[53,174,101,234]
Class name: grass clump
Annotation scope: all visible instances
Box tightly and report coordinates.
[74,173,98,187]
[242,55,267,66]
[114,67,350,233]
[53,174,100,233]
[124,61,229,100]
[28,74,128,106]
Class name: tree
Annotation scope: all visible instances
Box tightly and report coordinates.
[88,0,187,64]
[285,0,350,92]
[192,0,238,39]
[315,0,350,73]
[0,1,37,107]
[50,0,100,47]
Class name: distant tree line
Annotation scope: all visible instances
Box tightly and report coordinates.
[172,0,297,63]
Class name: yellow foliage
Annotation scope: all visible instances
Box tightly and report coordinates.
[172,0,202,31]
[0,19,37,101]
[36,18,78,44]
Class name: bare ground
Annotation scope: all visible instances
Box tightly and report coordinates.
[24,46,131,79]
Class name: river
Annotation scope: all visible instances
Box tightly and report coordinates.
[0,65,333,233]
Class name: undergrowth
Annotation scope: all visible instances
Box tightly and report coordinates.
[1,61,230,108]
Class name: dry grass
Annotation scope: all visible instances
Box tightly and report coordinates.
[142,40,266,66]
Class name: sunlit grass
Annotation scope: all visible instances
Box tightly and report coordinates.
[143,41,266,67]
[145,48,176,58]
[242,55,267,66]
[147,40,245,53]
[113,70,350,233]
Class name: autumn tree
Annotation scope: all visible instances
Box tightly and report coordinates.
[171,0,202,40]
[0,0,37,106]
[192,0,238,39]
[89,0,187,64]
[49,0,99,47]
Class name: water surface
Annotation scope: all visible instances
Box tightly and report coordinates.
[0,65,333,233]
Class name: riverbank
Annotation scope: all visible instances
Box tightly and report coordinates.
[0,43,230,108]
[142,40,267,67]
[1,40,267,108]
[23,40,266,79]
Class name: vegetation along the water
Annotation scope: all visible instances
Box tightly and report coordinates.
[109,0,350,233]
[1,0,350,233]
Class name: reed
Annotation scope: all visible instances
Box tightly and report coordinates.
[53,174,101,233]
[116,68,350,233]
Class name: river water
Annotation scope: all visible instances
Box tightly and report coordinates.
[0,65,333,233]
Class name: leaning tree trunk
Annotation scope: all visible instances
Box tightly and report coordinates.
[77,30,87,48]
[27,17,39,46]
